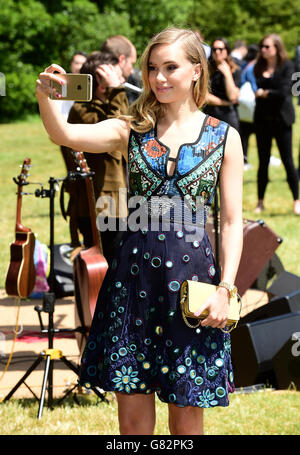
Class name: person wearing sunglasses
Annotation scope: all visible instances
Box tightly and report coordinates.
[203,37,241,131]
[252,34,299,215]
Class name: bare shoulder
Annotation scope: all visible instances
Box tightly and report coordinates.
[114,118,131,158]
[97,117,131,158]
[224,126,243,160]
[226,126,242,147]
[103,117,131,141]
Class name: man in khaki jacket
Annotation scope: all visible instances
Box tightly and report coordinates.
[100,35,141,104]
[100,35,137,82]
[61,51,128,264]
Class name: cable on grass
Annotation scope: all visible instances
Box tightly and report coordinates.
[0,298,21,402]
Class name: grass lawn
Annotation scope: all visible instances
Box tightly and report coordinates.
[0,390,300,435]
[0,115,70,288]
[0,103,300,435]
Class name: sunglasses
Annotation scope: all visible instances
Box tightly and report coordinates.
[212,47,226,52]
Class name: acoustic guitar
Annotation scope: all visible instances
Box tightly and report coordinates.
[72,151,108,352]
[5,158,36,299]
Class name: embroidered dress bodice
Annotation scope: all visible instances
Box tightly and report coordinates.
[128,115,229,219]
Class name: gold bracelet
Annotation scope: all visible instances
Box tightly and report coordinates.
[217,281,238,298]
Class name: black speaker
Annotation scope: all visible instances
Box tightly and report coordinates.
[207,218,282,296]
[231,312,300,388]
[272,335,300,390]
[240,289,300,324]
[251,253,284,291]
[267,271,300,297]
[52,243,74,298]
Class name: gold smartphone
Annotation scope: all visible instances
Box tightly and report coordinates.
[49,73,92,101]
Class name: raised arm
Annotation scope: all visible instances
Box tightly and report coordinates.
[206,93,231,106]
[217,62,240,103]
[36,64,130,158]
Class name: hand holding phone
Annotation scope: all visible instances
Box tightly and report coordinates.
[36,63,66,100]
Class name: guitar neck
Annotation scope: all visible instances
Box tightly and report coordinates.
[72,151,103,252]
[15,183,30,233]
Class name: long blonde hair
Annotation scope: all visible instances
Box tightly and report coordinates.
[126,27,209,132]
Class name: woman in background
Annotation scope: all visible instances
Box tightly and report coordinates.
[252,34,299,215]
[239,44,259,168]
[204,37,241,131]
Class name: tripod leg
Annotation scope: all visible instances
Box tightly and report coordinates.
[56,356,80,404]
[59,356,108,403]
[3,355,44,401]
[60,355,80,375]
[57,383,78,405]
[91,386,109,403]
[38,354,51,419]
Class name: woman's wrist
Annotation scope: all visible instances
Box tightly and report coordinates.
[216,286,230,297]
[220,99,231,106]
[218,281,238,298]
[216,286,231,306]
[256,88,264,98]
[35,85,50,101]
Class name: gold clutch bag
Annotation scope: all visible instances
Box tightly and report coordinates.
[180,280,242,333]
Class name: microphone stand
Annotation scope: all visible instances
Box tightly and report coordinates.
[4,176,107,418]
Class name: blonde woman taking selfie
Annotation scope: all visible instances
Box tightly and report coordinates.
[36,27,243,435]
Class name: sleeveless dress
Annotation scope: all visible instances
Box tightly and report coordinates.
[79,115,235,408]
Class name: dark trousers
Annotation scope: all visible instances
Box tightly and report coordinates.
[255,119,299,200]
[240,121,255,162]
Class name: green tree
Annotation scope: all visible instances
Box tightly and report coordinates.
[248,0,300,54]
[189,0,299,54]
[0,0,131,121]
[97,0,194,55]
[44,0,132,69]
[0,0,52,120]
[1,0,299,122]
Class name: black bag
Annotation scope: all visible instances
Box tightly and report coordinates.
[51,243,74,298]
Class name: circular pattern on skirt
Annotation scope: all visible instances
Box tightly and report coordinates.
[80,225,235,408]
[168,280,181,293]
